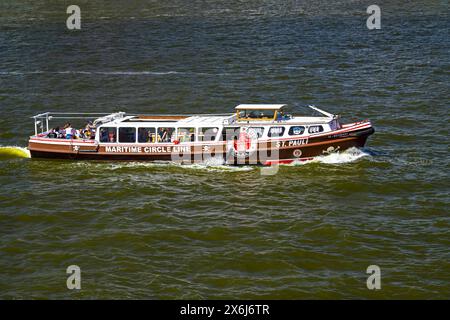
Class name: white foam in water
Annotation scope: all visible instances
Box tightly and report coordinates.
[187,163,254,172]
[100,149,368,172]
[289,147,369,166]
[104,159,254,173]
[0,146,31,159]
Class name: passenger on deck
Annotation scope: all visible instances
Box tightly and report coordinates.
[277,111,286,122]
[64,123,74,139]
[75,129,83,139]
[47,128,58,138]
[86,121,96,139]
[82,128,91,139]
[55,127,63,138]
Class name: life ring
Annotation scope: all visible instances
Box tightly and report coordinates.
[231,127,258,158]
[234,131,250,152]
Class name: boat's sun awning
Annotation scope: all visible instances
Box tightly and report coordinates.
[235,104,286,110]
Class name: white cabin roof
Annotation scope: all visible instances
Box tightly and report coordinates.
[93,105,335,127]
[177,115,233,126]
[235,104,286,110]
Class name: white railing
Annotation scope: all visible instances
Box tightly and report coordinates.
[31,112,115,136]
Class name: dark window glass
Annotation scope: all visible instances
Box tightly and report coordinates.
[259,110,275,119]
[118,127,136,143]
[99,127,117,143]
[138,128,156,143]
[308,125,324,134]
[288,126,305,136]
[239,110,275,120]
[268,126,285,137]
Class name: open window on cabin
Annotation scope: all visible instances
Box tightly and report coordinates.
[99,127,117,143]
[177,128,195,142]
[138,127,156,143]
[198,127,219,142]
[157,127,175,143]
[119,127,136,143]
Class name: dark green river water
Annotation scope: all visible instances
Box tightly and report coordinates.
[0,1,449,299]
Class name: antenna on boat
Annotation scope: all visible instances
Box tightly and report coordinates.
[307,105,335,118]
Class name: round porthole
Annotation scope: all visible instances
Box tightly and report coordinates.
[293,149,302,158]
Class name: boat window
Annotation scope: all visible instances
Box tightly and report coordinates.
[288,126,305,136]
[138,127,156,143]
[308,125,324,134]
[118,127,136,143]
[221,127,239,141]
[198,127,219,142]
[177,128,195,142]
[268,126,285,137]
[259,110,275,119]
[249,127,265,138]
[99,127,117,143]
[238,109,276,121]
[157,127,175,143]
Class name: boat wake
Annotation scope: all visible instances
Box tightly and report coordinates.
[184,158,254,172]
[288,147,370,166]
[103,159,254,173]
[100,148,369,172]
[0,146,31,160]
[0,144,368,169]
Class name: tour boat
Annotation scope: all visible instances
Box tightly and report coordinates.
[28,104,374,165]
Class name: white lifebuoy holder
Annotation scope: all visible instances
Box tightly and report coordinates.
[293,149,302,158]
[231,127,258,158]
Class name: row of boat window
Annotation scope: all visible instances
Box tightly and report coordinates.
[99,125,324,143]
[254,125,323,137]
[99,127,218,143]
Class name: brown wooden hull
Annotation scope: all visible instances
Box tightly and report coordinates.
[28,124,374,165]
